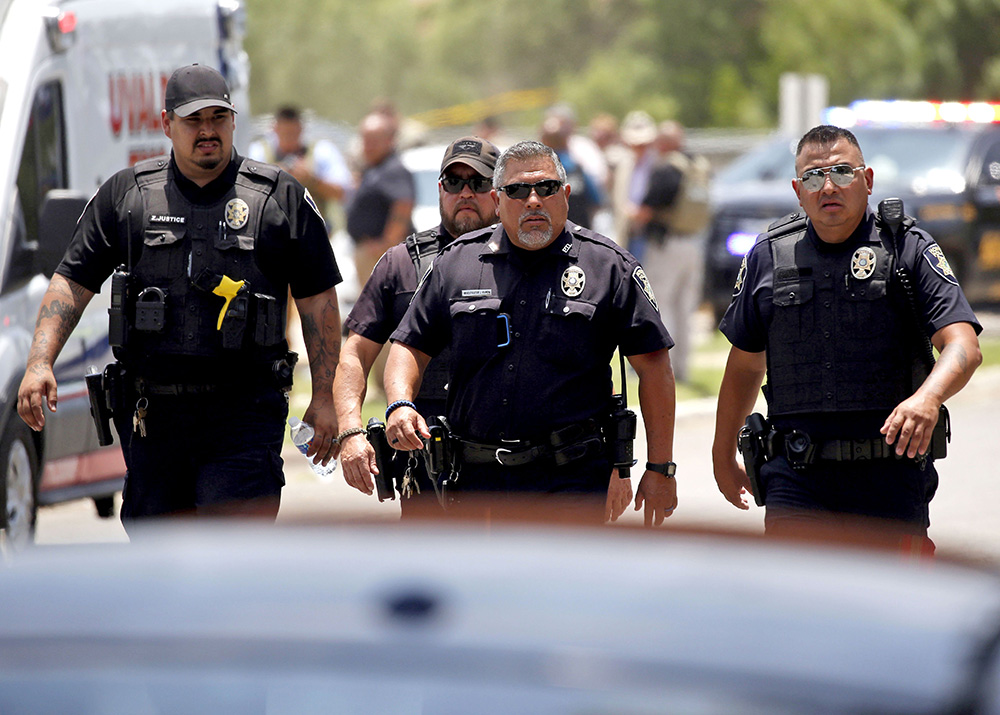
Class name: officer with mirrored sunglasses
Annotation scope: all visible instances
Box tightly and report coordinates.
[712,124,982,549]
[383,140,677,526]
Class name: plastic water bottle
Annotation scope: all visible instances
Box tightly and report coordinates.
[288,416,336,481]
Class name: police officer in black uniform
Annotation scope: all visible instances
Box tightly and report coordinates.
[18,65,343,531]
[384,140,678,525]
[333,136,500,515]
[712,125,982,544]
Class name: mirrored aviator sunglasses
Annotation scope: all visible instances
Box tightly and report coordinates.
[498,179,563,199]
[797,164,865,192]
[440,175,493,194]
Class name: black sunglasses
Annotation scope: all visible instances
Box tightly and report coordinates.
[498,179,563,200]
[440,175,493,194]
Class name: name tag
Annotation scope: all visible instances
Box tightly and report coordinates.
[461,289,493,298]
[150,215,186,225]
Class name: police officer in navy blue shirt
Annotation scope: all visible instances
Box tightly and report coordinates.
[18,65,343,531]
[385,140,677,525]
[333,136,500,515]
[712,125,982,544]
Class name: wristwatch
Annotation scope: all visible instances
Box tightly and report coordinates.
[645,461,677,477]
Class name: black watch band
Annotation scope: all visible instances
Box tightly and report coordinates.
[645,461,677,477]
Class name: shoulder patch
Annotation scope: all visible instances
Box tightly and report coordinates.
[922,243,959,285]
[733,255,748,296]
[633,266,658,311]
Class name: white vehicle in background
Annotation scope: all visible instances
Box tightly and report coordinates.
[0,0,251,549]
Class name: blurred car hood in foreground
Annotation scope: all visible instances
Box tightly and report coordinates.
[2,519,1000,714]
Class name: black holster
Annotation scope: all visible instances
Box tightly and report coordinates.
[86,364,122,447]
[605,394,637,479]
[737,413,770,507]
[423,416,458,509]
[366,417,398,502]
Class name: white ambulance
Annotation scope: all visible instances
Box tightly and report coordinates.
[0,0,251,548]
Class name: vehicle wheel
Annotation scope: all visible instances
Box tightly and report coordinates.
[2,419,39,551]
[93,495,115,519]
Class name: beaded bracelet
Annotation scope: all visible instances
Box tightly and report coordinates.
[385,400,417,420]
[335,427,366,444]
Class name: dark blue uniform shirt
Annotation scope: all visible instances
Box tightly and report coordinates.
[391,221,672,444]
[720,208,981,438]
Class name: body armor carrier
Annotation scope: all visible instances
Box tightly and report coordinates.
[405,227,452,411]
[763,213,917,416]
[126,157,286,363]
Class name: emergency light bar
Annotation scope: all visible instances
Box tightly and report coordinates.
[824,100,1000,127]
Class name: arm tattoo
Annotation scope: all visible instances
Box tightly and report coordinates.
[300,298,341,388]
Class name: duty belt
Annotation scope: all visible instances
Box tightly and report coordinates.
[457,419,604,468]
[134,379,220,396]
[768,430,906,466]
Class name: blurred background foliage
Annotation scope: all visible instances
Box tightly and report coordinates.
[245,0,1000,128]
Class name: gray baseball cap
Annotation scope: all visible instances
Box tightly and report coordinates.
[440,136,499,178]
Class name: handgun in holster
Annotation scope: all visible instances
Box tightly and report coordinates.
[423,415,457,508]
[366,417,397,502]
[737,412,771,507]
[606,393,638,479]
[85,364,119,447]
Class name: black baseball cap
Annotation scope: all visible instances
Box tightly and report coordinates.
[440,136,499,178]
[164,64,237,117]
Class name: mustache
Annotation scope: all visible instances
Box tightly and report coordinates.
[520,209,550,222]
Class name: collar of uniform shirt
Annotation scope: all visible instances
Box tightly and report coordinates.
[484,225,578,258]
[170,149,241,206]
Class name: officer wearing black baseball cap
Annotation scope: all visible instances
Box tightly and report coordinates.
[18,63,344,532]
[164,63,238,117]
[334,136,501,516]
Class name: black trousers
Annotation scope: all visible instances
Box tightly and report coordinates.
[760,455,939,541]
[113,383,287,531]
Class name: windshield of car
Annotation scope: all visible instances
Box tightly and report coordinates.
[719,126,981,195]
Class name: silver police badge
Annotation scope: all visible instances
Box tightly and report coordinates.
[561,266,586,297]
[851,246,877,280]
[632,266,658,311]
[225,198,250,230]
[923,243,959,285]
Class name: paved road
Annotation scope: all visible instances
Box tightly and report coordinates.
[33,362,1000,564]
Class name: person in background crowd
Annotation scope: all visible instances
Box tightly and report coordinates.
[248,105,351,230]
[633,121,712,384]
[611,110,658,258]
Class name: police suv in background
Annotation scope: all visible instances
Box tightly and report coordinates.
[0,0,251,550]
[705,100,1000,321]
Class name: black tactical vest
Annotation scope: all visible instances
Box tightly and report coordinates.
[764,214,914,416]
[405,228,452,413]
[127,157,286,363]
